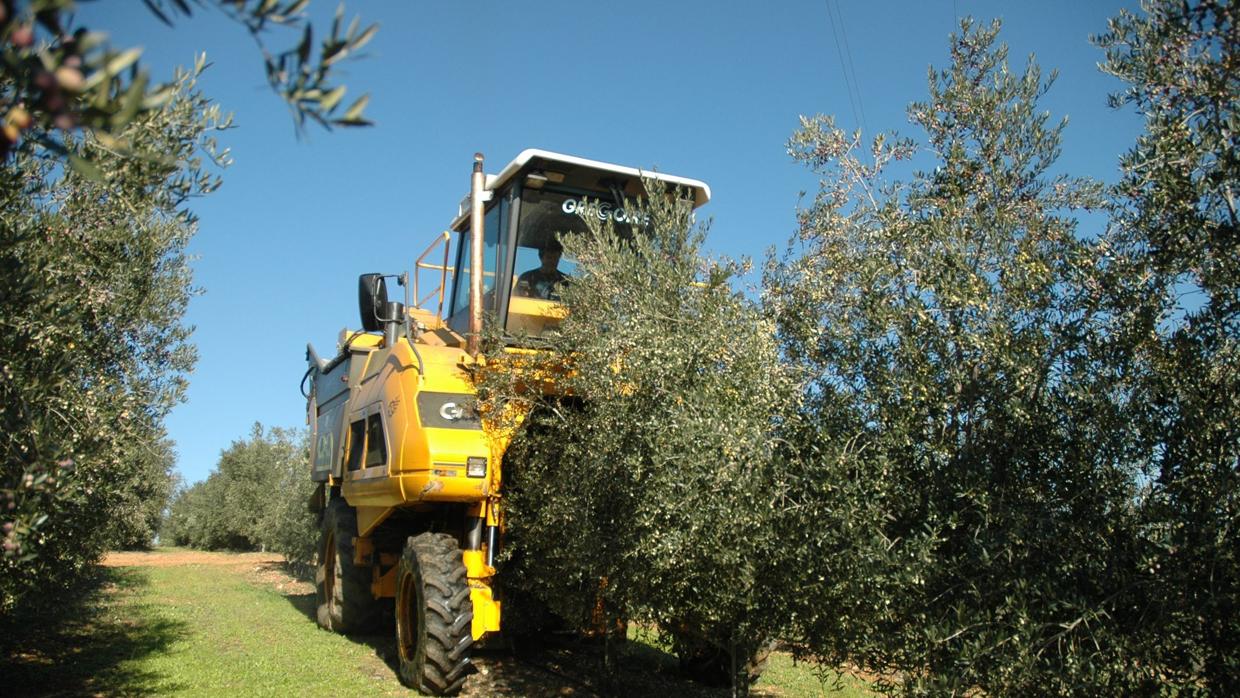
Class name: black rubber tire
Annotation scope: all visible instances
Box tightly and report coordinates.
[395,533,474,695]
[315,498,382,633]
[674,632,770,689]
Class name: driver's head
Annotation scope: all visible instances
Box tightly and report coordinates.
[539,239,563,269]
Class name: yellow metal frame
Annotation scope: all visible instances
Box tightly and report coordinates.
[321,244,572,644]
[326,327,550,641]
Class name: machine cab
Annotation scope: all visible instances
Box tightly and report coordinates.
[437,150,711,341]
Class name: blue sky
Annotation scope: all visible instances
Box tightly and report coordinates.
[82,1,1141,485]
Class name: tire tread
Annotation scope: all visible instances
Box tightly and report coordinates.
[315,498,382,634]
[396,532,473,695]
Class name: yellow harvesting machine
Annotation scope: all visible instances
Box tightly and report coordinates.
[303,150,710,694]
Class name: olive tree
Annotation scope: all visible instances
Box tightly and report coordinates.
[109,430,179,551]
[1,0,375,163]
[479,185,795,695]
[0,66,224,612]
[765,19,1152,694]
[1095,0,1240,691]
[162,424,315,564]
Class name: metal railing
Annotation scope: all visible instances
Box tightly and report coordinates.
[413,231,453,317]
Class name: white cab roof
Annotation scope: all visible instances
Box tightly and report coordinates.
[451,149,711,229]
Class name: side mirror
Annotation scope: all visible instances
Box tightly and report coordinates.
[358,273,389,332]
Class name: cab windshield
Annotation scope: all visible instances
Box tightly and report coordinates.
[511,188,652,292]
[505,186,648,335]
[510,188,584,301]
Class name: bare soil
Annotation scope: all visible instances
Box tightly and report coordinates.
[103,548,285,568]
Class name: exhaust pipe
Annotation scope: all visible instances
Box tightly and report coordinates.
[468,153,485,357]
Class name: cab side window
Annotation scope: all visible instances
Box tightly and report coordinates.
[347,419,366,472]
[346,412,388,472]
[450,199,506,322]
[364,414,386,467]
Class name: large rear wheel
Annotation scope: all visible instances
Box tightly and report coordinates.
[315,498,382,633]
[395,532,474,695]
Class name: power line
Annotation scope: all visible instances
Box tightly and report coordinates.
[824,0,862,130]
[830,0,868,132]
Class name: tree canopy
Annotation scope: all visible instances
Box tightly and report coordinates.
[0,66,223,611]
[486,4,1238,694]
[1,0,375,164]
[0,0,375,614]
[163,423,316,565]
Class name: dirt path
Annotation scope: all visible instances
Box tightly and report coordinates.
[103,549,284,568]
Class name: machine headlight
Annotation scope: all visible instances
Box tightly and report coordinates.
[466,456,487,478]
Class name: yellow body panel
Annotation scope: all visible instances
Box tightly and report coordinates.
[462,549,500,639]
[506,296,567,336]
[321,326,525,641]
[468,585,502,640]
[317,305,563,643]
[339,340,501,522]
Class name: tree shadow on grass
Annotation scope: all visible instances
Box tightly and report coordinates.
[278,584,723,697]
[0,566,190,696]
[465,631,729,698]
[273,574,726,697]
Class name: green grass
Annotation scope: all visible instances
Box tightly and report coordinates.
[1,551,870,696]
[2,558,404,697]
[128,565,405,696]
[757,654,872,697]
[622,625,871,697]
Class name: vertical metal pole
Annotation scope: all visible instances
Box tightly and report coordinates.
[438,232,450,317]
[485,525,498,567]
[384,313,399,346]
[468,153,485,357]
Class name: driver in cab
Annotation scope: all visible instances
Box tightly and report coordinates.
[515,240,569,300]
